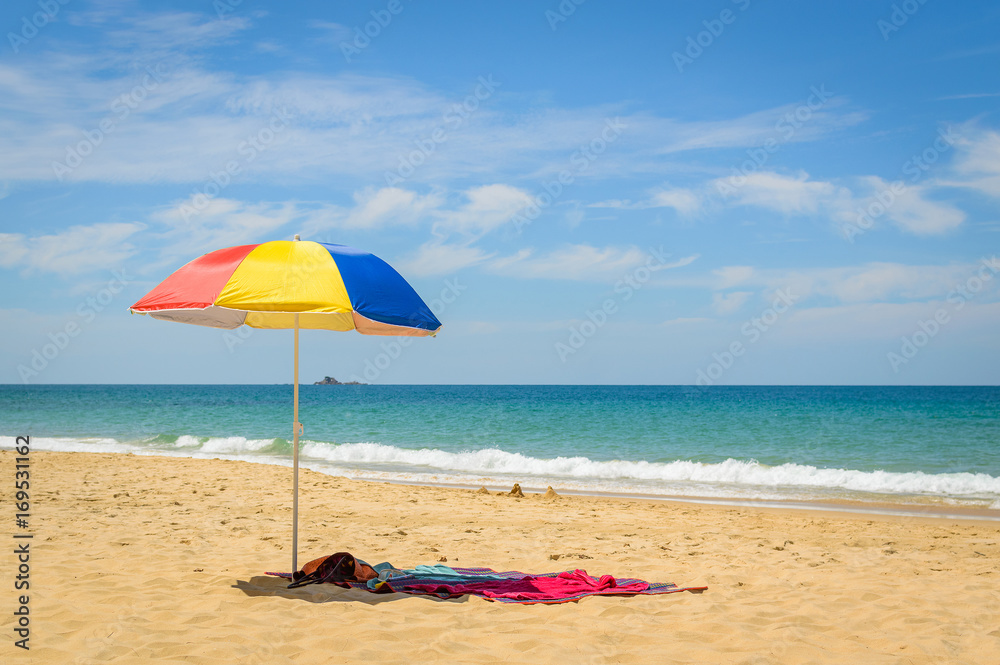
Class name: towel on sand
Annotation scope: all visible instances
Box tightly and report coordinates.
[268,554,706,605]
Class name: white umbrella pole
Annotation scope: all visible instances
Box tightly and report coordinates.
[292,313,300,574]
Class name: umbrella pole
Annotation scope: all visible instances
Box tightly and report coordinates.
[292,313,300,574]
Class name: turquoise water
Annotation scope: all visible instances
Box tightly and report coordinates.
[2,385,999,508]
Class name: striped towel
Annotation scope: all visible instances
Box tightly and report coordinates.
[267,559,706,605]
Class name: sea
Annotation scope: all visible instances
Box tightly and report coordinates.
[3,384,999,517]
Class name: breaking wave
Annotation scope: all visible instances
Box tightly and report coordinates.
[296,441,1000,499]
[7,436,1000,502]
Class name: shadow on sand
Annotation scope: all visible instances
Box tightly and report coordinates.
[233,575,469,605]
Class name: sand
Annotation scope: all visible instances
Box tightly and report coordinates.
[4,450,1000,664]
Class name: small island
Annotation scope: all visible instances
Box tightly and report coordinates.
[313,376,365,385]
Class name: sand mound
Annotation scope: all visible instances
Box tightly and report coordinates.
[542,486,560,500]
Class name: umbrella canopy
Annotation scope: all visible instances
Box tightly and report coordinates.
[130,239,441,334]
[130,237,441,572]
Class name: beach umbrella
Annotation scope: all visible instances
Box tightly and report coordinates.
[130,236,441,572]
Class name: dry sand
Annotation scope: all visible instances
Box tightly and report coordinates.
[4,450,1000,664]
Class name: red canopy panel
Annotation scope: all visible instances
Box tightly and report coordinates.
[131,244,259,312]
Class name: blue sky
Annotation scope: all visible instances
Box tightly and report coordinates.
[1,0,999,385]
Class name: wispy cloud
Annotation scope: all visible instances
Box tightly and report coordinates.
[487,245,696,281]
[432,184,535,238]
[936,92,1000,101]
[0,8,868,188]
[0,222,144,276]
[712,290,753,314]
[696,262,995,306]
[590,186,701,215]
[304,187,446,233]
[398,241,494,277]
[945,127,1000,198]
[707,170,966,236]
[307,20,354,46]
[149,198,299,262]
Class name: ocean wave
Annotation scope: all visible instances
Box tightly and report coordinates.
[11,436,136,455]
[195,436,283,454]
[5,435,1000,501]
[155,434,288,454]
[297,441,1000,499]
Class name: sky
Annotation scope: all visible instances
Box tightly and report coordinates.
[1,0,999,385]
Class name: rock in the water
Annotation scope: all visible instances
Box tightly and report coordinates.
[314,376,365,385]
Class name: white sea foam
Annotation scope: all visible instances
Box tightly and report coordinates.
[197,436,276,454]
[5,436,1000,503]
[14,436,136,455]
[297,441,1000,499]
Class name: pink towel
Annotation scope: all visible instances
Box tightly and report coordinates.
[399,569,649,602]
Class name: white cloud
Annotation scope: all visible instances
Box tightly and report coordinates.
[712,291,753,315]
[151,198,298,258]
[648,99,866,154]
[299,183,530,239]
[139,184,532,272]
[432,184,535,238]
[0,9,867,186]
[307,20,355,46]
[590,186,701,215]
[334,187,444,230]
[712,170,966,236]
[399,242,494,277]
[859,177,965,235]
[821,263,980,303]
[487,244,651,281]
[948,127,1000,198]
[719,171,846,215]
[660,317,714,327]
[775,301,1000,343]
[0,223,144,276]
[69,9,251,52]
[714,262,993,304]
[648,187,702,215]
[713,266,755,289]
[659,260,998,310]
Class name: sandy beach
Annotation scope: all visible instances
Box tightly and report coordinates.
[5,450,1000,664]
